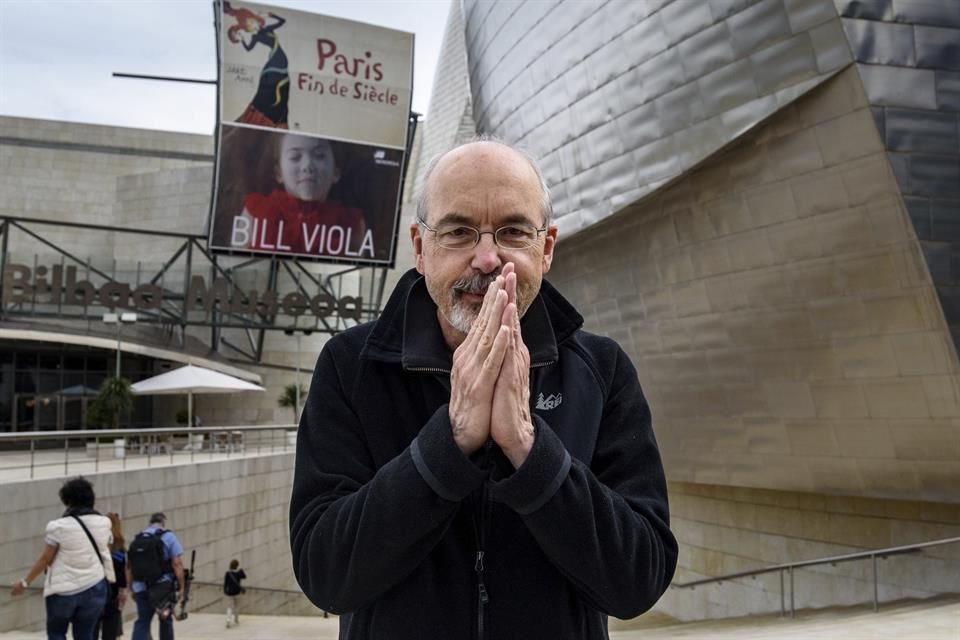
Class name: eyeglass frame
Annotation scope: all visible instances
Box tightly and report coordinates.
[416,217,549,250]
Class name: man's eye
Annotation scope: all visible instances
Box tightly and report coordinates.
[442,227,472,238]
[502,226,529,237]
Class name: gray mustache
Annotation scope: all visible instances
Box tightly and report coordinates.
[452,272,500,296]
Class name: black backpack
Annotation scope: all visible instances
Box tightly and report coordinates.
[127,529,171,584]
[224,570,243,596]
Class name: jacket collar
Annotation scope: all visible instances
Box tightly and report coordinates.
[361,269,583,370]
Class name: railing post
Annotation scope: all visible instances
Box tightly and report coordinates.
[872,554,879,613]
[30,437,36,479]
[779,568,785,617]
[64,437,69,476]
[789,565,795,618]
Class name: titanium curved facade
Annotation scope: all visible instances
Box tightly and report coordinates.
[464,0,853,236]
[423,0,960,620]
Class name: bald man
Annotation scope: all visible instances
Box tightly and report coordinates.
[290,139,677,639]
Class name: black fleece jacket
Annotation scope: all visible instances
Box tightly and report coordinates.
[289,269,677,639]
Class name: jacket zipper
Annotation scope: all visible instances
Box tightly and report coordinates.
[473,482,490,640]
[408,360,552,376]
[409,361,549,639]
[475,549,488,640]
[407,366,451,374]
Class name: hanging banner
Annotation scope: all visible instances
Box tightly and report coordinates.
[207,0,414,265]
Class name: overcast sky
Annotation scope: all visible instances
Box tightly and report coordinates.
[0,0,451,135]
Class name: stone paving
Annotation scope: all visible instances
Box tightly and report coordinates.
[0,443,290,483]
[2,596,957,639]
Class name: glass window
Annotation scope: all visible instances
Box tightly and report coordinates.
[38,372,62,393]
[87,355,108,373]
[38,353,61,370]
[17,353,37,370]
[15,371,37,394]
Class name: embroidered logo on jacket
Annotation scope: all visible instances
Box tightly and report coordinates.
[535,393,562,411]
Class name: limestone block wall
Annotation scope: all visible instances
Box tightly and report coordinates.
[0,453,316,632]
[0,116,210,265]
[548,66,960,503]
[656,481,960,621]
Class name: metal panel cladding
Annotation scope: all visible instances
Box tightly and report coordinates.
[837,0,960,349]
[461,0,853,237]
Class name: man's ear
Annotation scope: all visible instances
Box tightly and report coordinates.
[541,225,558,273]
[410,222,424,274]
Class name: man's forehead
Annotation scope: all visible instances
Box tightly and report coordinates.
[434,211,537,226]
[428,145,539,205]
[434,141,533,176]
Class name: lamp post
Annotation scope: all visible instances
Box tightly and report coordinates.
[284,327,313,421]
[102,312,137,378]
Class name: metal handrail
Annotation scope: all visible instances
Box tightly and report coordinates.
[671,536,960,617]
[0,425,297,441]
[0,424,298,479]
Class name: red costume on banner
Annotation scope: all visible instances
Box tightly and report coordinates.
[243,189,366,256]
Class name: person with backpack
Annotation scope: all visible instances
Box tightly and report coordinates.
[222,559,246,628]
[126,513,184,640]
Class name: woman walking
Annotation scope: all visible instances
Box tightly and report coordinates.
[10,477,115,640]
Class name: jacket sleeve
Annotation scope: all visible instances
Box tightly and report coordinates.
[289,338,486,614]
[491,342,677,619]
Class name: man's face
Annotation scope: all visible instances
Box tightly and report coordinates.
[411,142,557,342]
[276,135,340,202]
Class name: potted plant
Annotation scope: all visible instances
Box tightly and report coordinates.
[277,383,307,423]
[278,383,307,446]
[86,376,133,458]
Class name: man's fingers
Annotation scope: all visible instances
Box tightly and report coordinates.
[459,276,502,354]
[477,290,507,351]
[482,324,510,382]
[504,270,517,307]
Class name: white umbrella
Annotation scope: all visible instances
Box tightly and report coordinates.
[130,364,264,427]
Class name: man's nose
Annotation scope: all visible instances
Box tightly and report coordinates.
[470,232,502,274]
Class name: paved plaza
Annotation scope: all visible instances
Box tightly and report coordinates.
[1,596,957,639]
[0,441,291,483]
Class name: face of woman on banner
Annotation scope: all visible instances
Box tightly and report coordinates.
[275,135,341,202]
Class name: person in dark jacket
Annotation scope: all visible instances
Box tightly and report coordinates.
[222,559,246,628]
[289,138,677,639]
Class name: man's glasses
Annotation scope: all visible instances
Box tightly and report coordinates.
[417,218,547,250]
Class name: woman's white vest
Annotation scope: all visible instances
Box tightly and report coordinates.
[43,514,116,597]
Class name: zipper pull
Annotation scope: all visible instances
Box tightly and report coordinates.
[475,550,489,603]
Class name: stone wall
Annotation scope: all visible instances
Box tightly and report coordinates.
[656,481,960,621]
